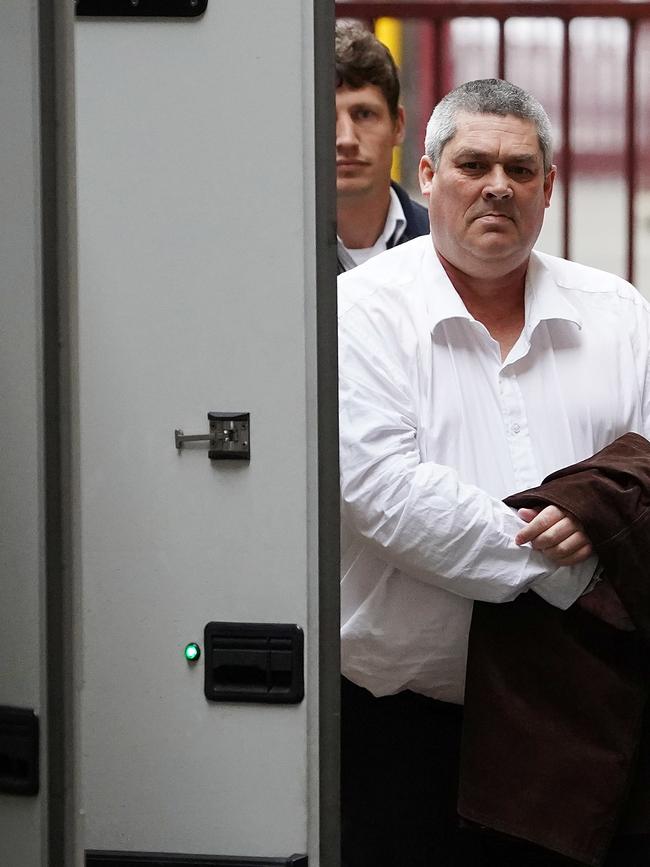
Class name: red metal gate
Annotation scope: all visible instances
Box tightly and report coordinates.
[336,1,650,288]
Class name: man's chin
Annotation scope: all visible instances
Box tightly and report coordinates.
[437,239,532,278]
[466,231,530,261]
[336,180,373,199]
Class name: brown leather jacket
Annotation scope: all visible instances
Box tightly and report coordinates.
[459,432,650,866]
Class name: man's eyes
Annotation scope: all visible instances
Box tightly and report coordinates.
[353,108,377,121]
[458,162,535,176]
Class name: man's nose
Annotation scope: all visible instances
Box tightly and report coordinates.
[336,114,359,151]
[482,166,513,200]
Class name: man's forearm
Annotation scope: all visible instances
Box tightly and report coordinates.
[341,453,595,607]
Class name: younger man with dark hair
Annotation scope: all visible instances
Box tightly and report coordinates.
[335,20,428,272]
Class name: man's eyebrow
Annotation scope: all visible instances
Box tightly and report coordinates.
[453,149,490,161]
[346,98,382,110]
[452,148,539,163]
[508,153,539,163]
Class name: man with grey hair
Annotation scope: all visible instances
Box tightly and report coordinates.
[338,78,650,866]
[425,77,554,172]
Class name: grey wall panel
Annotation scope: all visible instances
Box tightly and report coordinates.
[75,1,323,859]
[0,0,45,863]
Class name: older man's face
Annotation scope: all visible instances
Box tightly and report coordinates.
[419,111,555,278]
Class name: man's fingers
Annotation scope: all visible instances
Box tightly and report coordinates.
[551,542,595,566]
[517,507,538,524]
[527,517,583,551]
[541,539,594,565]
[514,505,594,564]
[515,505,565,545]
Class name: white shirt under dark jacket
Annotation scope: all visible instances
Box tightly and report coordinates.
[337,186,407,270]
[338,234,650,705]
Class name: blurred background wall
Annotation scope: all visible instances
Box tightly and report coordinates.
[337,2,650,297]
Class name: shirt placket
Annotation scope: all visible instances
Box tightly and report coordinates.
[498,363,540,489]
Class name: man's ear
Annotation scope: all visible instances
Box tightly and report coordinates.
[419,155,434,198]
[393,105,406,147]
[544,165,557,208]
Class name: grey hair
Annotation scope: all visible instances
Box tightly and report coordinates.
[424,79,554,173]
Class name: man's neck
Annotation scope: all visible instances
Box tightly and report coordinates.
[337,187,392,250]
[438,252,529,360]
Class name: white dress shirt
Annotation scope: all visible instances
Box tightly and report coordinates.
[338,235,650,704]
[337,186,407,270]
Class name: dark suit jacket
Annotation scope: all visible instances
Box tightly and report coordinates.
[336,181,429,274]
[458,433,650,866]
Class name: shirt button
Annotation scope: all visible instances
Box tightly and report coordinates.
[512,423,521,434]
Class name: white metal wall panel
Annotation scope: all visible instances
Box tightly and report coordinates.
[0,1,46,863]
[74,2,320,859]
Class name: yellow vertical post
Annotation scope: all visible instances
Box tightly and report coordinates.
[375,17,403,183]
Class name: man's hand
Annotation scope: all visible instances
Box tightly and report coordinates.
[514,505,594,566]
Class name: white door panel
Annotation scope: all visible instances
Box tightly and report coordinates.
[75,2,327,860]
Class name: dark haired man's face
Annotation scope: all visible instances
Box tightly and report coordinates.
[336,84,404,202]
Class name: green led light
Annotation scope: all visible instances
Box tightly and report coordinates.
[184,642,201,663]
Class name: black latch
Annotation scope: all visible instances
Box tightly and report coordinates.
[86,851,307,865]
[207,413,250,461]
[0,706,39,796]
[76,0,208,17]
[175,412,250,461]
[204,623,304,704]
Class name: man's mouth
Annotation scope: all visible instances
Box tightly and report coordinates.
[337,159,368,167]
[475,211,514,222]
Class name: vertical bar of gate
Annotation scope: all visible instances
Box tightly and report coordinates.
[419,20,435,147]
[433,17,445,106]
[626,18,638,284]
[562,18,572,262]
[498,18,506,79]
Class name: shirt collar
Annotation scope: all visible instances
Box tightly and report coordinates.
[337,186,407,268]
[423,244,583,336]
[422,242,475,332]
[523,250,583,336]
[383,185,407,247]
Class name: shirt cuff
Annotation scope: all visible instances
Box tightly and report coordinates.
[531,553,600,610]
